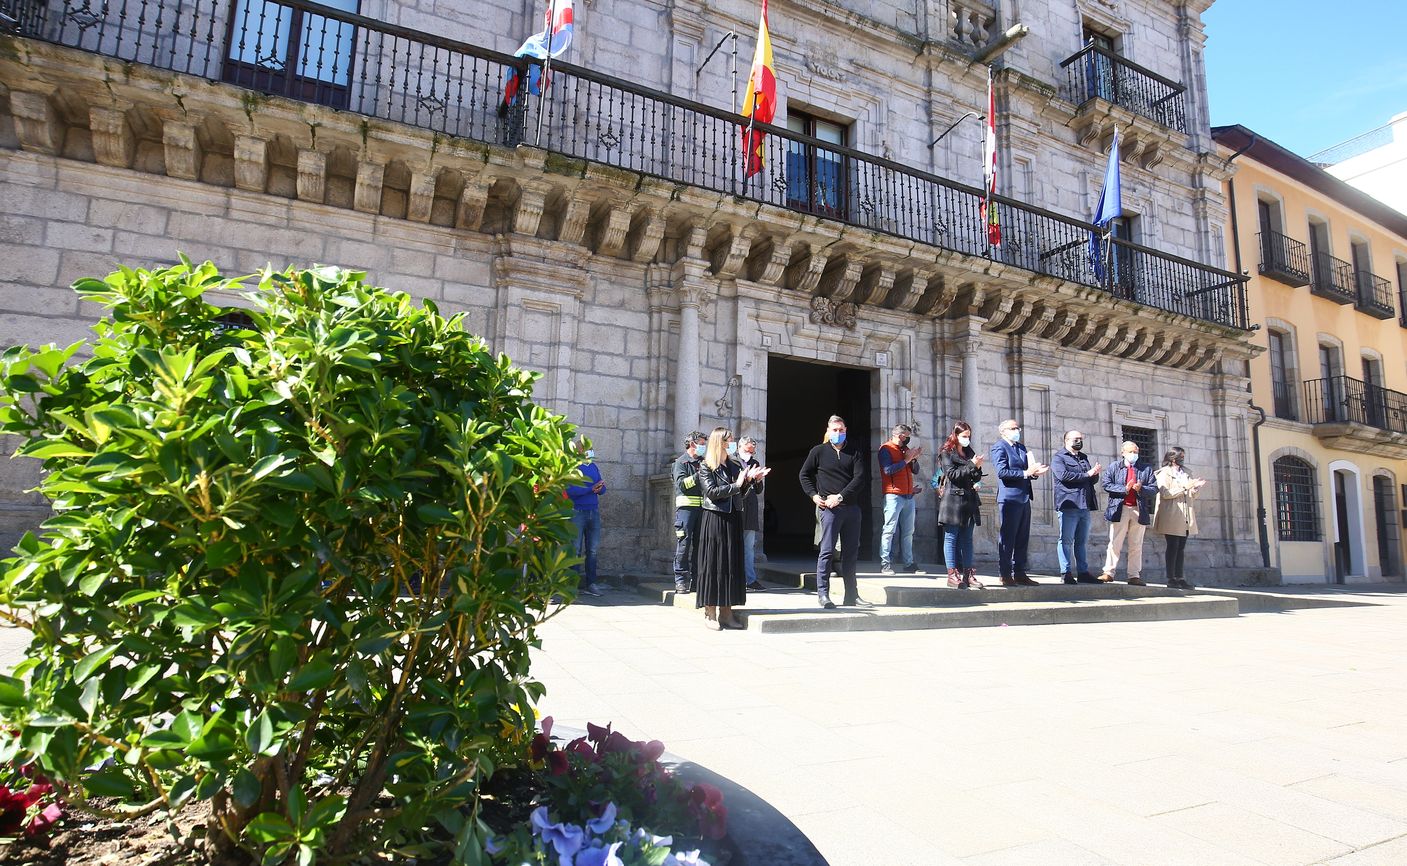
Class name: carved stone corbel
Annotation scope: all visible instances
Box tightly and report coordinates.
[354,160,385,214]
[744,237,791,286]
[512,179,553,237]
[554,192,593,245]
[855,263,896,306]
[456,172,497,231]
[296,149,326,203]
[710,230,752,278]
[627,208,666,263]
[1088,322,1124,355]
[594,204,634,258]
[984,294,1022,332]
[1042,311,1080,343]
[10,91,66,155]
[233,135,269,194]
[889,271,927,312]
[785,247,829,295]
[407,168,440,223]
[89,106,135,168]
[162,120,204,181]
[819,256,864,302]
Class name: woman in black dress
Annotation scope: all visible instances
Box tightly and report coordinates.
[695,427,770,629]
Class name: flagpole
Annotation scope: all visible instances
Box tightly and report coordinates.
[731,31,738,113]
[535,0,558,146]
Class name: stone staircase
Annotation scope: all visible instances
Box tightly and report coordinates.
[624,561,1383,635]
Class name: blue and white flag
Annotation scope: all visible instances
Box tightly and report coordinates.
[1089,128,1122,282]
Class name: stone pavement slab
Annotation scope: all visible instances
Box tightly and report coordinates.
[533,589,1407,865]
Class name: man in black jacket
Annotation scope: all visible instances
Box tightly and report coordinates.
[799,415,868,608]
[671,431,707,593]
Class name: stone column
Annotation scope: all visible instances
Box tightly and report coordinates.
[672,261,710,441]
[958,315,985,427]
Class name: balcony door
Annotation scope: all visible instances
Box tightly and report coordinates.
[1109,215,1136,301]
[1081,27,1120,104]
[1363,356,1387,429]
[1268,330,1295,420]
[223,0,359,109]
[785,112,847,219]
[1308,219,1332,290]
[1320,344,1343,422]
[1372,476,1401,578]
[1351,239,1373,302]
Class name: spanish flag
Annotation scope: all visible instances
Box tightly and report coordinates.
[740,0,776,178]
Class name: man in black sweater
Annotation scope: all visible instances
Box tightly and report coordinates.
[799,415,868,608]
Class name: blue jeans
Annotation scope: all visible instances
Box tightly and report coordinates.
[571,508,601,586]
[943,523,974,570]
[1057,507,1091,576]
[880,493,916,568]
[742,529,759,583]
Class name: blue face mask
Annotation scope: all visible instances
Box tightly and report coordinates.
[585,450,594,460]
[828,431,847,445]
[1007,430,1021,444]
[726,442,738,456]
[693,445,706,458]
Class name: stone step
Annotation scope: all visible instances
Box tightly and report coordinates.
[882,582,1190,606]
[630,580,1240,634]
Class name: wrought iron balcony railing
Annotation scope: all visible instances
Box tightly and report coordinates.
[1310,252,1356,304]
[1354,269,1394,320]
[1304,375,1407,435]
[1257,231,1311,288]
[1059,43,1187,134]
[9,0,1247,329]
[1271,379,1297,422]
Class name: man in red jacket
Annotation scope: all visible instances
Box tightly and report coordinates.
[877,424,922,575]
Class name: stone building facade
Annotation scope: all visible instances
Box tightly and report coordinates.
[0,0,1271,580]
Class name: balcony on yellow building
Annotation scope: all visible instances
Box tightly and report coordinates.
[1309,251,1357,305]
[1256,230,1311,287]
[1354,269,1395,320]
[1303,375,1407,459]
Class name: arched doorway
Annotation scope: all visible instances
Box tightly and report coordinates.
[1328,461,1366,583]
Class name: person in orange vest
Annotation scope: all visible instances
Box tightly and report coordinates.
[877,424,922,575]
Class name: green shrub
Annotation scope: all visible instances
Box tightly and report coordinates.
[0,260,583,864]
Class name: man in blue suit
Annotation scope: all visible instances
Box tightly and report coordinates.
[990,419,1049,586]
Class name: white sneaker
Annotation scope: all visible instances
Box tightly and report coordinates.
[581,584,603,597]
[879,565,896,575]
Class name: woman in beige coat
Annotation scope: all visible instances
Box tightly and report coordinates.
[1152,447,1205,589]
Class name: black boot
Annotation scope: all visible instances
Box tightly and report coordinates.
[817,573,835,609]
[841,575,859,606]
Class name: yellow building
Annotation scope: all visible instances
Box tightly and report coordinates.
[1214,126,1407,584]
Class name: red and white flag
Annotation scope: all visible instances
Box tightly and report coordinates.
[979,67,1000,247]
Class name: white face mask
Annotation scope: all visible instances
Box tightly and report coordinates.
[1125,453,1139,465]
[1004,429,1021,443]
[957,435,972,448]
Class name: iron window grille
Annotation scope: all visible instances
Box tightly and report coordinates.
[1273,456,1321,542]
[1120,425,1158,462]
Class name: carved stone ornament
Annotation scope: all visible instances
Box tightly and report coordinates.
[804,45,848,82]
[810,296,858,330]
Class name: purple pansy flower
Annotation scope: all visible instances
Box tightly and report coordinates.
[585,802,618,835]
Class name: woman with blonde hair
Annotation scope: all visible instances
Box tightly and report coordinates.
[695,427,770,629]
[1151,446,1205,589]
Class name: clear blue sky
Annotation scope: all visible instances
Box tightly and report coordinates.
[1202,0,1405,158]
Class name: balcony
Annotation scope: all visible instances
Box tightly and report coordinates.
[1303,376,1407,459]
[1310,252,1356,304]
[1354,269,1395,320]
[4,0,1247,332]
[1059,44,1187,134]
[1257,231,1311,287]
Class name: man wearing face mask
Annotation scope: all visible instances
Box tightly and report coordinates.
[1051,430,1103,584]
[1097,440,1159,585]
[877,424,922,576]
[799,415,868,608]
[566,436,608,597]
[991,419,1049,586]
[672,431,708,594]
[737,436,767,591]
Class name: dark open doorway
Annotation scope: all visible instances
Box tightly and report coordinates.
[762,356,874,560]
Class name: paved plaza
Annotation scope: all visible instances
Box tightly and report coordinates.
[529,586,1407,866]
[1,587,1403,865]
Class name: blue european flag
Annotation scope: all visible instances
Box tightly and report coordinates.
[1090,128,1122,282]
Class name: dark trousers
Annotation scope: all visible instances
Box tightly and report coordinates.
[672,507,701,587]
[1164,534,1188,582]
[815,503,860,596]
[997,499,1031,576]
